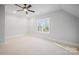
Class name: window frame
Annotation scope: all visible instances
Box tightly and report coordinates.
[37,18,50,34]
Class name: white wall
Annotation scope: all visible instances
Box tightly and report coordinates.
[5,13,28,39]
[0,5,5,43]
[29,10,79,47]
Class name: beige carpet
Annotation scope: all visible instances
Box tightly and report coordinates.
[0,36,73,55]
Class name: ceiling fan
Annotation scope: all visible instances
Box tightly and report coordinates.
[15,4,35,14]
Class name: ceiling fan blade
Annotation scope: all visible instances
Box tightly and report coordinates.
[15,4,23,8]
[26,11,28,14]
[28,10,35,13]
[24,4,27,7]
[27,5,32,9]
[17,10,23,11]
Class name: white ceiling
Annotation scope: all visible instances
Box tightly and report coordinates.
[5,4,79,18]
[5,4,61,17]
[61,4,79,18]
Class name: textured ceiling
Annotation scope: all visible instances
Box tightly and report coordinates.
[5,4,79,18]
[5,4,61,17]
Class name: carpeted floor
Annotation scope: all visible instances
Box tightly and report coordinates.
[0,36,74,55]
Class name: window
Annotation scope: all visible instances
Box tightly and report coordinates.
[37,18,50,33]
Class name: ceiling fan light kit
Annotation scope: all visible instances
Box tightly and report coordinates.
[15,4,35,14]
[23,9,27,11]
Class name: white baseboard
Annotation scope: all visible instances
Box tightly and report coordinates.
[29,34,79,48]
[50,38,79,48]
[5,34,27,39]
